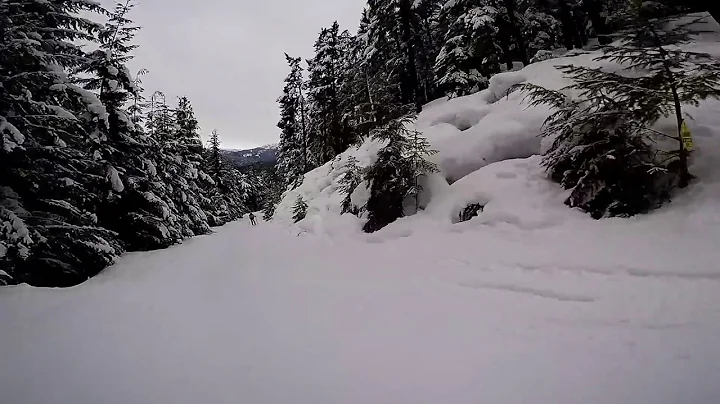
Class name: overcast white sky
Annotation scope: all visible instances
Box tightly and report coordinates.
[101,0,366,150]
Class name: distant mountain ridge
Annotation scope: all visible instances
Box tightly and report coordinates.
[222,145,277,167]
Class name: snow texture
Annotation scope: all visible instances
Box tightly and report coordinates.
[47,105,78,120]
[107,166,125,193]
[0,117,25,151]
[1,213,719,404]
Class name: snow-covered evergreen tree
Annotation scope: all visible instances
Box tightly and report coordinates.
[513,9,720,217]
[592,5,720,187]
[364,0,428,114]
[213,158,248,225]
[363,116,437,232]
[206,129,223,182]
[204,131,248,225]
[520,0,563,58]
[292,195,308,223]
[276,54,310,189]
[435,0,502,97]
[405,128,439,213]
[338,156,364,215]
[306,22,357,164]
[0,188,32,284]
[412,0,445,104]
[0,0,123,285]
[170,96,213,233]
[348,10,410,133]
[74,0,176,252]
[263,192,280,221]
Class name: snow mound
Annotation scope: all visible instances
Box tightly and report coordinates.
[274,139,382,235]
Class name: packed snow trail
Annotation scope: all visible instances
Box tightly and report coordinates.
[2,219,720,404]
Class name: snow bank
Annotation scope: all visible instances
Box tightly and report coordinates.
[277,15,720,242]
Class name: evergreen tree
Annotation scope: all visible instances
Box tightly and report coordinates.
[239,161,281,212]
[171,96,213,232]
[276,54,310,188]
[0,0,123,285]
[363,116,437,232]
[364,0,426,114]
[0,0,260,285]
[292,195,308,222]
[207,129,223,182]
[435,0,502,97]
[348,11,409,133]
[405,128,439,213]
[0,187,32,283]
[148,91,176,141]
[338,156,364,215]
[145,93,212,235]
[262,190,281,221]
[127,68,150,127]
[494,0,530,67]
[412,0,444,103]
[520,0,563,58]
[74,0,176,252]
[306,22,357,163]
[213,158,248,224]
[141,91,193,242]
[596,3,720,187]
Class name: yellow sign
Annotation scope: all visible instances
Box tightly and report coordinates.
[681,121,694,152]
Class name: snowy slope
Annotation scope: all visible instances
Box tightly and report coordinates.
[274,14,720,245]
[1,219,720,404]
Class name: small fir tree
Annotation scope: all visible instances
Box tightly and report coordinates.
[338,156,364,215]
[262,200,276,222]
[512,6,720,218]
[206,129,223,183]
[292,195,308,223]
[405,128,439,213]
[590,5,720,187]
[363,116,437,232]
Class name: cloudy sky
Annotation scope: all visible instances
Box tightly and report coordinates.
[101,0,366,150]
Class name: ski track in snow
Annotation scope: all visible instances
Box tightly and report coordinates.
[458,281,597,303]
[513,262,720,281]
[2,220,720,404]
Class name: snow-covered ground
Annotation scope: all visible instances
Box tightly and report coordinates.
[1,217,720,404]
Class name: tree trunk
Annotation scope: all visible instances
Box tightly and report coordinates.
[653,29,691,187]
[496,26,514,71]
[583,0,611,44]
[299,88,308,173]
[399,0,422,113]
[557,2,577,50]
[670,85,691,188]
[502,0,529,65]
